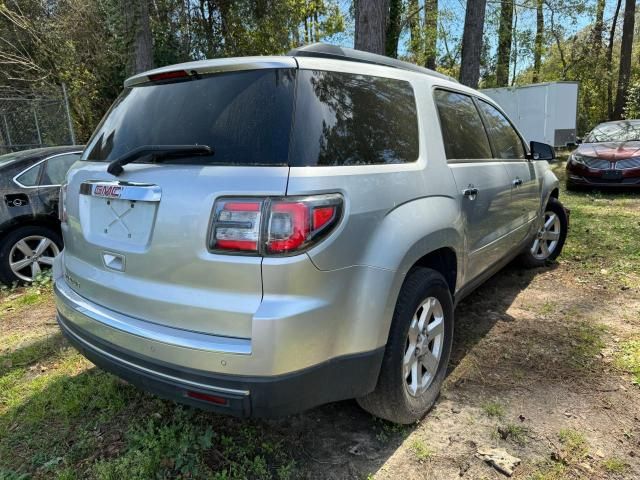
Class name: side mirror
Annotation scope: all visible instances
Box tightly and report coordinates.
[575,137,583,145]
[529,141,556,161]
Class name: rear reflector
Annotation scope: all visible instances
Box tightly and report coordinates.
[148,70,189,82]
[186,390,229,405]
[210,194,342,256]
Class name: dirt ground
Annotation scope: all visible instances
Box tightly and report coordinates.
[1,177,640,479]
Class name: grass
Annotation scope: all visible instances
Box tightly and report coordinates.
[528,462,568,480]
[409,439,432,461]
[0,272,53,318]
[568,322,607,370]
[482,400,505,419]
[550,161,640,289]
[615,338,640,386]
[496,423,528,445]
[602,457,628,474]
[557,429,589,463]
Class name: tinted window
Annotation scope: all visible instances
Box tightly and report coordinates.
[41,153,80,185]
[434,90,492,161]
[15,164,41,186]
[290,70,419,166]
[83,69,296,165]
[476,100,526,159]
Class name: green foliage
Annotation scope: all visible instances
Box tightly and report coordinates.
[482,400,505,418]
[602,457,628,474]
[616,338,640,386]
[624,80,640,119]
[0,0,344,143]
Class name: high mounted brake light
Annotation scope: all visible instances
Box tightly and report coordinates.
[148,70,189,82]
[209,194,343,255]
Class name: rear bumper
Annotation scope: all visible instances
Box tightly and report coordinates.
[54,277,385,417]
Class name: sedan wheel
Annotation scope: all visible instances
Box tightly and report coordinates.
[9,235,60,282]
[530,210,562,260]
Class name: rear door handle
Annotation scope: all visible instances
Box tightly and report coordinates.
[512,177,523,187]
[462,186,479,197]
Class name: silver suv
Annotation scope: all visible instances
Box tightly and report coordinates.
[53,44,567,424]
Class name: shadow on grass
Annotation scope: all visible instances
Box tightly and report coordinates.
[0,262,612,480]
[0,333,66,376]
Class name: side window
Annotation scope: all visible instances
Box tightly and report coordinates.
[433,90,492,161]
[41,153,80,185]
[15,164,42,187]
[290,70,419,166]
[476,100,526,160]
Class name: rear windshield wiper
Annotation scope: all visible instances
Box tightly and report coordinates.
[107,145,214,176]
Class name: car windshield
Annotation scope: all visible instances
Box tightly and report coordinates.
[584,121,640,143]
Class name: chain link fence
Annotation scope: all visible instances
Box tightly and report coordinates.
[0,84,76,154]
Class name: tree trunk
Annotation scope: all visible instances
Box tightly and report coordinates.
[385,0,402,57]
[424,0,438,69]
[613,0,636,119]
[460,0,487,87]
[495,0,513,86]
[607,0,622,117]
[593,0,606,52]
[355,0,389,55]
[532,0,543,82]
[408,0,422,59]
[511,7,518,85]
[125,0,154,75]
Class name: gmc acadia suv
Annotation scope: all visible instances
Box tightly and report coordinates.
[53,44,568,423]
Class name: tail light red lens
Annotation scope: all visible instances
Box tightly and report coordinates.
[210,194,342,256]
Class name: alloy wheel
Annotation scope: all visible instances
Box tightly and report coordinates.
[9,235,60,282]
[531,210,561,260]
[403,297,445,397]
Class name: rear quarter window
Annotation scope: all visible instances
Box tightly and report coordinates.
[290,70,419,166]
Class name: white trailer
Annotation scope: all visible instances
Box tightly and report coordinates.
[481,82,579,147]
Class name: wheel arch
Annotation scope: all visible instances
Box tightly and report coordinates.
[0,215,61,244]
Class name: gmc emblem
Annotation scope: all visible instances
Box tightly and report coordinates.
[94,184,123,198]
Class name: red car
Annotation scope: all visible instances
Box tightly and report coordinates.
[566,119,640,189]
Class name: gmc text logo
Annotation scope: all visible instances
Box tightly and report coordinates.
[94,185,123,198]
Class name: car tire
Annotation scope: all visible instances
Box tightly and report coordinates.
[520,197,568,268]
[357,267,454,424]
[0,225,62,285]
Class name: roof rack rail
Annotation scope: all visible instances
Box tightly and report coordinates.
[287,43,458,83]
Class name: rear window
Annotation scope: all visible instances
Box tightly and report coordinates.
[83,69,296,165]
[290,70,419,166]
[83,68,419,167]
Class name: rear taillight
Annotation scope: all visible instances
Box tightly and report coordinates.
[210,194,342,256]
[211,200,263,252]
[59,183,68,223]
